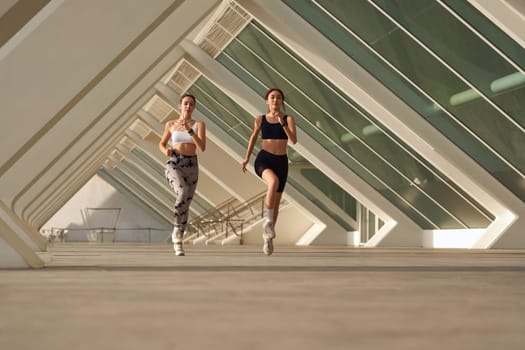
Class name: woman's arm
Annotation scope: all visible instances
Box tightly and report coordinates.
[159,120,174,156]
[190,121,206,152]
[281,115,297,144]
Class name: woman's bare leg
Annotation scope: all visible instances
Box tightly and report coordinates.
[261,169,279,255]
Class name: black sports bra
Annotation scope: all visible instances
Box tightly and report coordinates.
[261,115,288,140]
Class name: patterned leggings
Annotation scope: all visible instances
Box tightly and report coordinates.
[165,153,199,233]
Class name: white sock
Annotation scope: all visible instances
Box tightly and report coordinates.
[265,208,274,222]
[172,226,183,242]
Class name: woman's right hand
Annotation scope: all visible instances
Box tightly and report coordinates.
[241,159,249,173]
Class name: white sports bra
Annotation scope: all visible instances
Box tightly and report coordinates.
[170,123,198,145]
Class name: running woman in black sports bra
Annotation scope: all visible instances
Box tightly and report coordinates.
[242,88,297,255]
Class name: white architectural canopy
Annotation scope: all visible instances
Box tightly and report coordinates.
[1,0,525,268]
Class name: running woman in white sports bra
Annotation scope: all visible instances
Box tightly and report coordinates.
[159,94,206,256]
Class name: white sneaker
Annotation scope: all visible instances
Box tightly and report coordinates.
[263,237,273,256]
[174,242,185,256]
[262,218,275,239]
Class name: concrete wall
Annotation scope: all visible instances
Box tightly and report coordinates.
[43,174,171,242]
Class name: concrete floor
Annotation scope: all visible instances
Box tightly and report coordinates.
[1,243,524,350]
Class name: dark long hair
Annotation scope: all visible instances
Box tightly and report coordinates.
[265,88,286,112]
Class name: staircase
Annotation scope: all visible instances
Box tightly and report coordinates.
[184,192,267,246]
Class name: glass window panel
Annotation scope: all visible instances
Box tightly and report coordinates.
[313,0,525,172]
[132,147,164,179]
[441,0,525,70]
[301,168,357,220]
[288,175,355,231]
[110,168,175,215]
[121,159,175,204]
[371,0,525,164]
[283,0,524,201]
[188,77,253,148]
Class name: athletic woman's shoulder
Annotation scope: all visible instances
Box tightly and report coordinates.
[163,119,176,131]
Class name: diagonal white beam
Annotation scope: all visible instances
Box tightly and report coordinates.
[467,0,525,49]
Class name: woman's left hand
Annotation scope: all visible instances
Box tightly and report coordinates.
[274,112,283,125]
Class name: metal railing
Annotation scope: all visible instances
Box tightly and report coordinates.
[44,192,283,246]
[41,227,171,244]
[184,191,268,244]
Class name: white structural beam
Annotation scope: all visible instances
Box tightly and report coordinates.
[467,0,525,50]
[0,0,221,267]
[10,0,218,222]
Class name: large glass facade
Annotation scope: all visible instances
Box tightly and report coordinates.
[283,0,525,202]
[212,15,492,229]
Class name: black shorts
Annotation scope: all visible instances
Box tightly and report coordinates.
[254,149,289,193]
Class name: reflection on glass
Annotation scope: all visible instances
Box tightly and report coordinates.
[283,0,524,201]
[301,168,357,220]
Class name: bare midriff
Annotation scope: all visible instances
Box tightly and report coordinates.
[172,143,197,156]
[262,139,288,156]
